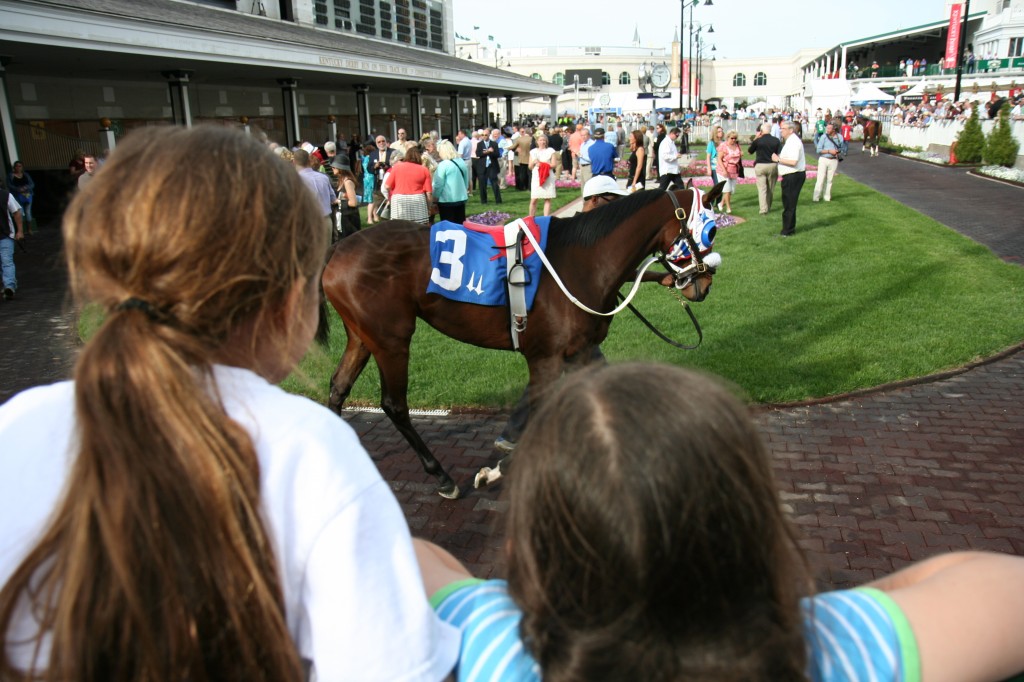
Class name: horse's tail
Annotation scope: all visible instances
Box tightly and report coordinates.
[316,285,331,346]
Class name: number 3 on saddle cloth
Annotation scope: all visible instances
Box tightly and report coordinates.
[427,217,550,308]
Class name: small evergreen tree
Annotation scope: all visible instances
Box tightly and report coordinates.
[955,104,985,164]
[983,103,1020,167]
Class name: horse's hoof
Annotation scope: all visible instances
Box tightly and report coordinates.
[438,482,460,499]
[494,436,517,453]
[473,466,504,488]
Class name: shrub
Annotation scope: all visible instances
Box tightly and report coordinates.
[954,104,985,163]
[982,103,1021,167]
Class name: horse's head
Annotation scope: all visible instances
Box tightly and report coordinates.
[658,183,725,302]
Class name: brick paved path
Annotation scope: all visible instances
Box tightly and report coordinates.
[3,151,1022,591]
[347,345,1024,589]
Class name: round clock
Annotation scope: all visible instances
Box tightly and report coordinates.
[650,63,671,89]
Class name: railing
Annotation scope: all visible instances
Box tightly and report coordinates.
[848,57,1024,80]
[13,123,105,170]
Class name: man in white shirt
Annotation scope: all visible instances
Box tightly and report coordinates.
[657,127,682,190]
[771,120,806,237]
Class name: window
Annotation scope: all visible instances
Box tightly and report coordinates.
[1010,37,1023,58]
[754,71,767,86]
[553,72,565,86]
[732,73,746,87]
[531,73,543,80]
[618,71,631,85]
[601,71,611,85]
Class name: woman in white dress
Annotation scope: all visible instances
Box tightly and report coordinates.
[528,134,559,217]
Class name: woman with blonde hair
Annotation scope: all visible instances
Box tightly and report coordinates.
[716,130,743,214]
[419,362,1024,682]
[432,139,469,223]
[527,134,559,217]
[706,124,724,191]
[0,126,458,681]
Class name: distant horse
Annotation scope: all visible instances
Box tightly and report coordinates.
[321,185,725,497]
[860,115,881,157]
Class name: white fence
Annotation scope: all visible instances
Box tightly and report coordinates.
[885,118,1024,167]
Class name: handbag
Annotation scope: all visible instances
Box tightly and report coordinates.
[378,199,391,220]
[736,160,745,178]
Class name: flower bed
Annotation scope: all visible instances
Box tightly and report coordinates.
[466,211,512,226]
[900,150,948,165]
[975,165,1024,185]
[680,159,817,185]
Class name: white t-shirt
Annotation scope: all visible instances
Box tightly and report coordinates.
[778,133,806,176]
[0,366,459,681]
[4,194,20,238]
[659,136,680,175]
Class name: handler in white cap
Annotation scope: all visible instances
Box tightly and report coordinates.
[581,175,630,211]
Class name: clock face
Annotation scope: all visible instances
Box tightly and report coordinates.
[651,64,671,89]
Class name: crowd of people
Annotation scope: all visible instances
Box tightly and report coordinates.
[2,122,1024,681]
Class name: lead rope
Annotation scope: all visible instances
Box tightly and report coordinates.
[515,220,665,317]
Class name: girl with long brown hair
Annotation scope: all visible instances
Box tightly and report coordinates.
[0,126,457,681]
[418,362,1024,682]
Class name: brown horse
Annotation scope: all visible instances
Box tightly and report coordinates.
[321,185,724,497]
[859,115,881,156]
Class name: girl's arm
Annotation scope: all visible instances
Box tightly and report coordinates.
[412,538,473,597]
[870,552,1024,682]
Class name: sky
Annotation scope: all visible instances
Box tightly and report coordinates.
[451,0,949,61]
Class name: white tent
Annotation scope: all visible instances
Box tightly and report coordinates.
[896,80,928,103]
[850,83,895,105]
[806,79,852,116]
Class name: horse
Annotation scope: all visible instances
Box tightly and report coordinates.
[859,115,881,157]
[321,184,724,498]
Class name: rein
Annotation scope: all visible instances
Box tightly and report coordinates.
[618,290,703,349]
[515,189,713,318]
[515,224,664,317]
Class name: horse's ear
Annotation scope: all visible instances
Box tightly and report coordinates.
[702,181,727,209]
[685,178,694,189]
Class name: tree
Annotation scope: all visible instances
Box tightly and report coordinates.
[982,103,1020,167]
[954,104,985,164]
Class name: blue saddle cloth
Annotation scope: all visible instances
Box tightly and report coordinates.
[426,217,550,309]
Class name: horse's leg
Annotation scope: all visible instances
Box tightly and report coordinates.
[328,328,372,414]
[376,351,459,499]
[475,353,567,489]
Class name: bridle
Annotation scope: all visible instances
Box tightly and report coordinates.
[658,188,716,292]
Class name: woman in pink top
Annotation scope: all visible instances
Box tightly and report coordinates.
[716,130,743,214]
[384,145,433,225]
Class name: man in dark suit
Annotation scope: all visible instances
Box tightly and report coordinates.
[475,129,503,204]
[367,134,396,218]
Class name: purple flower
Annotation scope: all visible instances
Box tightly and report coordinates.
[467,211,513,226]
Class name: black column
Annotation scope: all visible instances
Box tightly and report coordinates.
[409,88,423,139]
[449,90,461,136]
[278,78,300,145]
[162,70,194,127]
[354,84,371,142]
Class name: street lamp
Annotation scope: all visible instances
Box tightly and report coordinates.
[682,0,713,112]
[696,39,715,112]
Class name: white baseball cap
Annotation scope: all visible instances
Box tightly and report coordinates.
[582,175,630,199]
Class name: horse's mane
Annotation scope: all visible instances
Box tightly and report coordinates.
[547,189,669,249]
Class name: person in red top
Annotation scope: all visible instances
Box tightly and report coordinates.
[840,119,852,143]
[383,145,433,225]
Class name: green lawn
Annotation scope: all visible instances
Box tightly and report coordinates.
[281,175,1024,406]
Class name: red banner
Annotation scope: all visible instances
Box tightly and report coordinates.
[944,4,962,69]
[681,59,690,96]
